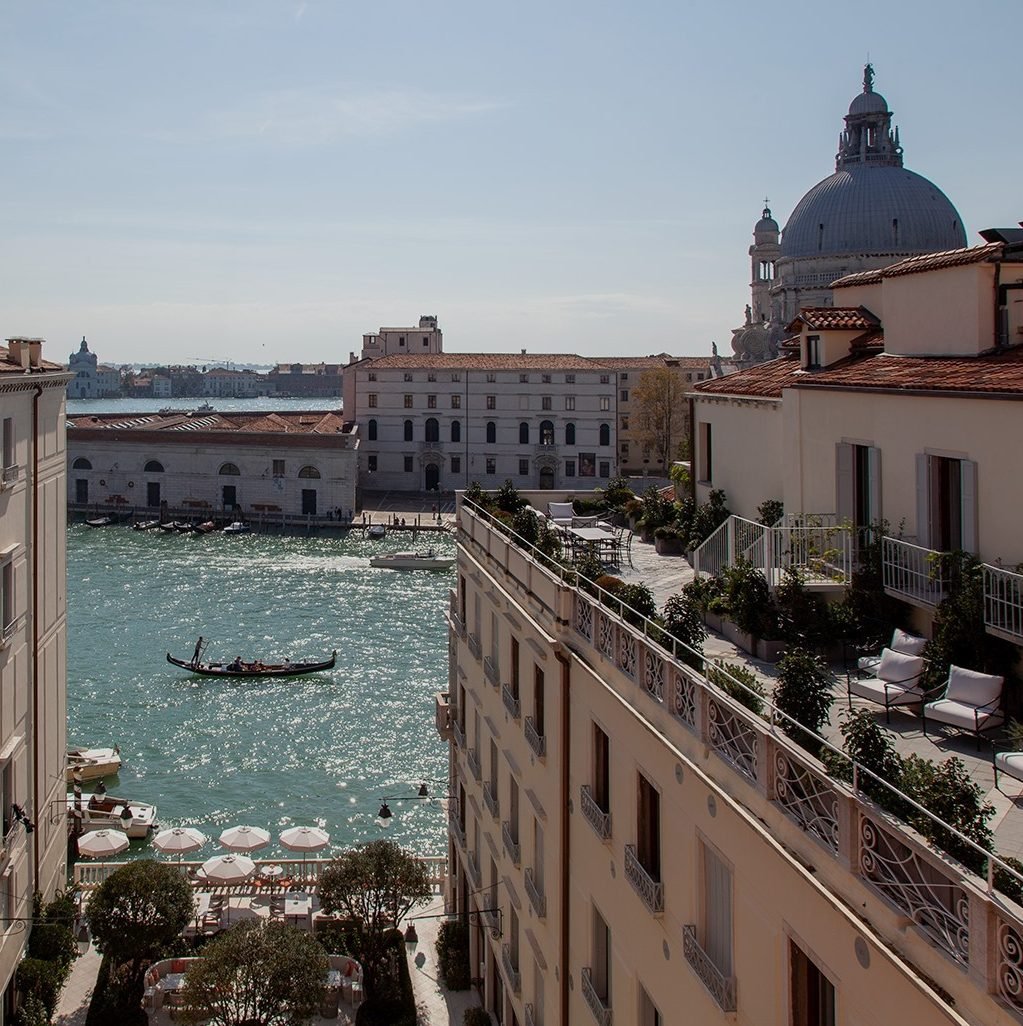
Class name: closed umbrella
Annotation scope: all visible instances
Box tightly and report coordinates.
[199,853,256,885]
[78,829,130,859]
[219,825,270,853]
[280,827,330,883]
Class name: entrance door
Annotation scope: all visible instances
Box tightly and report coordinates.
[425,463,440,491]
[147,482,161,508]
[222,484,237,510]
[301,489,317,515]
[75,479,88,504]
[539,467,554,490]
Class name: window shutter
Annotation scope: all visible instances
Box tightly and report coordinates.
[960,460,978,554]
[703,844,733,976]
[835,443,854,522]
[867,447,883,524]
[915,454,930,548]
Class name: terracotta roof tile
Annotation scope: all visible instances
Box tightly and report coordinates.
[831,243,1006,288]
[691,355,801,399]
[829,268,884,288]
[0,344,67,374]
[788,307,880,332]
[68,411,352,435]
[367,352,605,371]
[850,330,885,351]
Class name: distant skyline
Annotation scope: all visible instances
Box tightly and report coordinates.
[1,1,1020,365]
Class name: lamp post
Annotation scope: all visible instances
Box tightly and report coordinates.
[376,783,455,829]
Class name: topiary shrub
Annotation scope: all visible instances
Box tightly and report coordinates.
[773,646,833,755]
[720,559,776,639]
[354,929,417,1026]
[615,582,657,627]
[436,919,471,991]
[494,480,527,515]
[661,592,705,671]
[706,659,765,716]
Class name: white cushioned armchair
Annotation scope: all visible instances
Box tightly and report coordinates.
[922,665,1005,749]
[847,648,927,724]
[546,502,575,528]
[856,628,927,675]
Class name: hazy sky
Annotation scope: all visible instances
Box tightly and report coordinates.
[1,1,1019,366]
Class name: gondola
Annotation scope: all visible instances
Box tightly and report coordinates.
[166,638,337,678]
[85,516,114,527]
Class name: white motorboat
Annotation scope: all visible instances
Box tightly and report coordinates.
[369,550,455,570]
[223,521,251,534]
[67,745,121,782]
[67,791,157,839]
[366,524,387,539]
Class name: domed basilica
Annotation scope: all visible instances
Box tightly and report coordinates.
[730,65,967,366]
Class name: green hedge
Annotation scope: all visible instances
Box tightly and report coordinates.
[355,929,417,1026]
[84,955,147,1026]
[436,918,471,990]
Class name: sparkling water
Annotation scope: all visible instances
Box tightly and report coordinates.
[67,523,451,858]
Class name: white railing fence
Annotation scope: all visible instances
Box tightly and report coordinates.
[881,536,946,606]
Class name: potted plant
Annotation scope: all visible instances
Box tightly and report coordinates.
[654,524,685,556]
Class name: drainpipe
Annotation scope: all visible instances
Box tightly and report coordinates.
[31,384,42,891]
[555,646,571,1026]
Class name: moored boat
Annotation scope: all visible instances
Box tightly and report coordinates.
[67,791,156,838]
[366,524,387,539]
[133,519,160,531]
[67,745,121,782]
[85,516,114,527]
[369,550,455,570]
[223,521,251,534]
[192,520,217,534]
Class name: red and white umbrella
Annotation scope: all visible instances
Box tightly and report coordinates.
[78,829,130,859]
[199,853,256,885]
[218,825,270,853]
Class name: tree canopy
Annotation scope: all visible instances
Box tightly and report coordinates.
[181,920,328,1026]
[86,860,195,968]
[633,367,690,470]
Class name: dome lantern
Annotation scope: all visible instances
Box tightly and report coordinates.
[836,63,902,171]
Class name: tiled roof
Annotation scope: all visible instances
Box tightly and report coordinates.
[692,355,800,399]
[778,335,801,352]
[850,330,885,352]
[68,411,351,435]
[831,243,1006,288]
[598,354,712,370]
[829,268,884,288]
[0,344,66,374]
[366,353,606,371]
[788,307,880,332]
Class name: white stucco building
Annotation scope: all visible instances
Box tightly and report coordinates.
[66,336,120,399]
[0,338,71,1017]
[67,410,359,519]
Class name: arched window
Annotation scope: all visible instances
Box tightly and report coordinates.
[219,463,240,476]
[404,420,414,442]
[425,418,439,443]
[519,422,529,445]
[540,420,554,446]
[486,421,496,444]
[72,458,92,470]
[143,460,164,473]
[599,423,610,447]
[565,423,576,446]
[368,419,377,441]
[298,466,321,479]
[451,420,461,443]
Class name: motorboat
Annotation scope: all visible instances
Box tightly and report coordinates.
[67,791,157,838]
[132,519,160,531]
[369,550,455,570]
[67,745,121,782]
[223,521,251,534]
[366,524,387,539]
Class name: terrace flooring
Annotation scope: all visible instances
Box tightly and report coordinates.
[615,531,1023,863]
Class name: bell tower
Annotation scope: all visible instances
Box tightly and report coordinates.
[749,201,780,323]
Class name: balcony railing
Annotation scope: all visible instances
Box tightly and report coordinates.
[502,683,521,719]
[501,944,521,993]
[0,465,18,488]
[466,748,481,782]
[581,968,612,1026]
[484,906,501,933]
[683,925,736,1012]
[483,656,499,686]
[467,633,482,661]
[984,562,1023,642]
[452,719,465,750]
[524,716,546,758]
[881,536,947,607]
[524,867,546,918]
[624,844,664,915]
[483,781,500,819]
[502,822,520,865]
[580,785,611,841]
[450,813,466,850]
[466,851,481,889]
[524,1003,537,1026]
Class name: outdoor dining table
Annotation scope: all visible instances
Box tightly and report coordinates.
[283,893,312,926]
[567,525,616,559]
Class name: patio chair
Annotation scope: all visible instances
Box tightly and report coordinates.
[846,648,927,724]
[546,502,575,528]
[993,744,1023,795]
[571,515,600,528]
[922,664,1005,750]
[855,627,927,675]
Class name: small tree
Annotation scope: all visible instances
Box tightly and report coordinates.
[773,647,833,755]
[706,659,765,716]
[181,920,328,1026]
[317,840,431,999]
[632,367,690,471]
[661,592,705,670]
[87,860,194,972]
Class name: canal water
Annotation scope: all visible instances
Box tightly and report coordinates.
[67,523,451,858]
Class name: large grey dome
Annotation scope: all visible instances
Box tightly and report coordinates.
[779,166,966,260]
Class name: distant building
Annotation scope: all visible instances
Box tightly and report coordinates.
[265,363,343,397]
[66,336,121,398]
[67,410,359,517]
[201,367,266,398]
[0,338,72,1007]
[151,374,172,399]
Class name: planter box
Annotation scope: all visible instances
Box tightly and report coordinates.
[717,616,785,663]
[702,611,724,634]
[654,536,685,556]
[639,527,656,544]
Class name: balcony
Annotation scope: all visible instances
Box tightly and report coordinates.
[984,562,1023,643]
[0,464,18,489]
[465,851,481,889]
[467,633,482,661]
[524,867,546,918]
[524,1004,537,1026]
[484,656,499,687]
[484,906,502,934]
[580,785,611,841]
[502,822,520,865]
[683,924,736,1013]
[502,683,521,719]
[501,943,521,994]
[467,748,481,782]
[435,692,453,742]
[524,716,546,758]
[882,536,947,607]
[449,813,466,850]
[581,967,612,1026]
[624,844,664,915]
[483,781,500,819]
[452,719,466,750]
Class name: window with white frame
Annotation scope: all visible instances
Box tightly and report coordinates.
[404,395,414,408]
[565,396,575,411]
[1,556,14,635]
[486,396,496,410]
[451,395,461,409]
[600,397,610,411]
[541,396,552,411]
[368,394,378,408]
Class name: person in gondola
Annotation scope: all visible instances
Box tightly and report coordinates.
[229,656,243,672]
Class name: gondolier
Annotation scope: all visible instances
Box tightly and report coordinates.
[167,638,336,678]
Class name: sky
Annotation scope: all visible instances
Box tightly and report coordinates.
[1,1,1020,366]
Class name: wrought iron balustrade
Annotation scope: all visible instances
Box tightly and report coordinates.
[580,968,612,1026]
[501,822,520,865]
[580,785,611,841]
[467,633,482,660]
[501,943,521,993]
[452,719,465,750]
[483,656,499,686]
[624,844,663,915]
[524,867,546,918]
[483,781,500,819]
[465,851,481,888]
[524,716,546,758]
[683,924,736,1012]
[502,683,521,719]
[466,748,481,782]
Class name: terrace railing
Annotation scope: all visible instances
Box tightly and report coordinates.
[683,925,736,1012]
[881,536,946,606]
[580,785,611,841]
[624,844,664,915]
[524,716,546,758]
[524,867,546,918]
[984,562,1023,643]
[501,821,520,865]
[581,967,612,1026]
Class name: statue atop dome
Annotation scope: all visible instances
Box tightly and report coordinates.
[863,62,875,93]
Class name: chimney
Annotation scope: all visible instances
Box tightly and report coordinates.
[521,348,526,355]
[5,337,42,369]
[27,340,43,367]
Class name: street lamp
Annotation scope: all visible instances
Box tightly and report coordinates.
[403,922,419,956]
[376,783,455,828]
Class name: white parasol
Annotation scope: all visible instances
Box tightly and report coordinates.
[199,853,256,885]
[78,829,130,859]
[279,826,330,853]
[153,827,207,858]
[218,825,271,852]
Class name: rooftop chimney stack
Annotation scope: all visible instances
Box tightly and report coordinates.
[5,337,43,369]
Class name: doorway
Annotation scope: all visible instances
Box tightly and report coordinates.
[75,479,88,504]
[147,481,161,508]
[222,484,237,510]
[301,489,317,515]
[425,463,440,491]
[539,468,554,490]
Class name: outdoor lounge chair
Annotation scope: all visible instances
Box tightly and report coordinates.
[856,627,927,674]
[546,502,575,527]
[846,648,927,724]
[993,744,1023,795]
[922,664,1005,749]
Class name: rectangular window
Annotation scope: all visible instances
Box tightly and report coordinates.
[489,737,499,792]
[699,422,713,483]
[637,774,661,880]
[451,456,461,474]
[520,374,529,383]
[541,396,552,410]
[404,372,413,381]
[806,335,822,369]
[423,337,429,347]
[404,456,414,473]
[701,841,733,978]
[791,940,836,1026]
[620,389,629,401]
[509,776,520,845]
[541,373,551,384]
[621,416,629,431]
[399,336,406,345]
[697,372,705,381]
[534,665,545,735]
[565,460,576,477]
[427,372,436,382]
[2,418,13,470]
[600,374,610,384]
[1,559,14,633]
[639,986,662,1026]
[593,724,610,812]
[621,373,629,382]
[592,906,611,1003]
[451,372,461,382]
[600,397,610,411]
[0,763,11,838]
[621,443,630,458]
[599,460,610,478]
[427,395,437,409]
[565,374,575,384]
[486,395,496,410]
[367,371,377,381]
[510,637,520,698]
[451,395,461,409]
[565,396,575,411]
[486,457,496,475]
[368,394,378,408]
[486,373,496,383]
[518,459,529,476]
[404,394,414,408]
[272,459,285,476]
